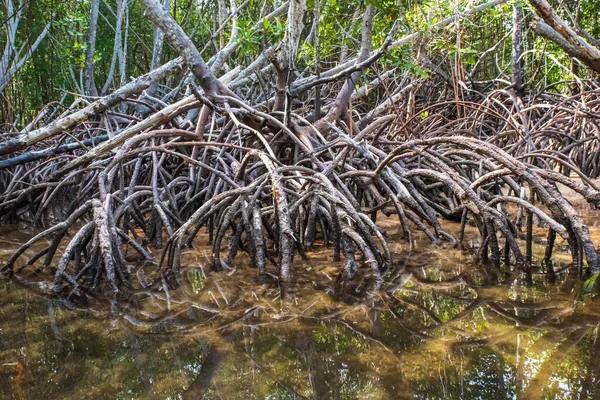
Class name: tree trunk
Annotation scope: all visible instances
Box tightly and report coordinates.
[0,58,183,157]
[313,4,376,133]
[0,1,52,93]
[84,0,100,96]
[312,0,321,120]
[147,0,173,96]
[272,0,306,112]
[119,0,129,88]
[101,0,126,94]
[511,5,525,94]
[529,0,600,73]
[138,0,229,98]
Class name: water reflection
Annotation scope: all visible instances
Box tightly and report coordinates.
[1,205,600,399]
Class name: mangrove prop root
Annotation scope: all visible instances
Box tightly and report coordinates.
[2,59,600,297]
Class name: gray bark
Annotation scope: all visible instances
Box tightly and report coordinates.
[101,0,126,94]
[147,0,172,96]
[139,0,229,98]
[0,1,53,93]
[0,58,183,157]
[272,0,306,112]
[120,0,129,87]
[84,0,101,96]
[511,5,525,94]
[0,0,22,78]
[313,4,376,132]
[529,0,600,73]
[531,19,590,65]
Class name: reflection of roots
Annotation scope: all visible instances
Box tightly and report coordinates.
[2,89,600,296]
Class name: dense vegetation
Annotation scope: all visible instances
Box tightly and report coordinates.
[1,0,599,123]
[1,0,600,301]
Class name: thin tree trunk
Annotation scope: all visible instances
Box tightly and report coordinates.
[0,18,52,93]
[119,0,129,88]
[312,0,321,120]
[138,0,232,98]
[0,0,21,77]
[313,4,376,133]
[529,0,600,73]
[84,0,101,96]
[511,5,525,95]
[217,0,227,48]
[101,0,125,94]
[148,0,173,96]
[272,0,306,112]
[0,2,52,94]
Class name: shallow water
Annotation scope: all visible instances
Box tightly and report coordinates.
[1,201,600,399]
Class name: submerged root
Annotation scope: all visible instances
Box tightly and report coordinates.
[2,198,146,295]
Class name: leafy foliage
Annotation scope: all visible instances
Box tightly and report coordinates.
[1,0,599,124]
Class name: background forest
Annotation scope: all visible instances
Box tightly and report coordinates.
[1,0,599,125]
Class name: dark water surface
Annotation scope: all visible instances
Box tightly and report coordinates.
[2,202,600,399]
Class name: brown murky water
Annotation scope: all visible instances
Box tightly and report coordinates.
[2,198,600,399]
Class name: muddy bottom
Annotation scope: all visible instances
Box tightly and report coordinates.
[1,200,600,399]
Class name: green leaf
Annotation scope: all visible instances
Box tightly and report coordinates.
[584,271,600,293]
